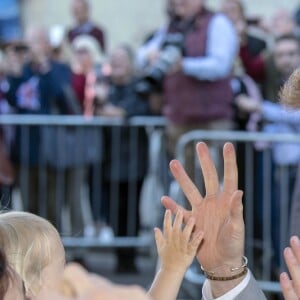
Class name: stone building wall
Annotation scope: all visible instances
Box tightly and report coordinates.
[21,0,299,50]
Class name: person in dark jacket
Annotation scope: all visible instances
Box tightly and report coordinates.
[137,0,237,181]
[3,26,81,231]
[68,0,106,53]
[95,45,150,272]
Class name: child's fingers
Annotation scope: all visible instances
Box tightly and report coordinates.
[188,231,204,254]
[173,210,183,247]
[154,227,164,250]
[163,210,172,240]
[173,209,183,233]
[182,217,196,243]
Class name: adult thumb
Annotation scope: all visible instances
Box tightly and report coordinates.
[230,190,244,220]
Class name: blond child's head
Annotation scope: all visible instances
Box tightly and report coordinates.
[0,211,65,298]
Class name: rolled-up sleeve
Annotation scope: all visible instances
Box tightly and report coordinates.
[182,14,238,81]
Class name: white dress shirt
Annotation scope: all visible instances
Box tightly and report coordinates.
[202,270,251,300]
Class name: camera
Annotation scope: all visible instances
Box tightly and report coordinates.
[135,33,184,96]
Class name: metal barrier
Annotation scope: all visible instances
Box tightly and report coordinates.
[0,115,167,252]
[173,130,300,295]
[1,115,298,295]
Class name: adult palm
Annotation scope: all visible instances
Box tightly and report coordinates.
[162,142,244,272]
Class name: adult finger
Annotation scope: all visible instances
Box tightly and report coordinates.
[284,247,300,296]
[161,196,192,224]
[290,236,300,263]
[280,272,299,300]
[189,231,204,253]
[223,143,238,194]
[183,217,196,243]
[169,160,203,207]
[230,190,244,220]
[196,142,219,197]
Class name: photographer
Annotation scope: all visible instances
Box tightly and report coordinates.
[137,0,238,177]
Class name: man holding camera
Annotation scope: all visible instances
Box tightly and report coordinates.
[138,0,238,176]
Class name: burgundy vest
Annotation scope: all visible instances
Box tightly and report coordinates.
[163,9,233,125]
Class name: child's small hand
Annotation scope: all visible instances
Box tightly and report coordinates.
[154,209,204,273]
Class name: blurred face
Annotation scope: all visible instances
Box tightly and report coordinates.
[71,0,89,24]
[271,10,296,37]
[274,39,300,76]
[110,48,132,83]
[221,0,244,24]
[173,0,204,19]
[74,48,94,71]
[25,28,51,60]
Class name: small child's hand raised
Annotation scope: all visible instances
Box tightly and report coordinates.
[148,210,203,300]
[154,209,204,273]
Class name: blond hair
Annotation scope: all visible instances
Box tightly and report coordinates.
[0,211,65,296]
[72,34,103,64]
[280,69,300,108]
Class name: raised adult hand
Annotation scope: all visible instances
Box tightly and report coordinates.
[162,142,244,273]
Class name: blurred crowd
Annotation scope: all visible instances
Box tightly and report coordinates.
[1,0,300,274]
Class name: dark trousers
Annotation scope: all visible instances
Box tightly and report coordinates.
[17,166,84,235]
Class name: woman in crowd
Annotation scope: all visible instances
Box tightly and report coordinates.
[70,34,112,241]
[71,34,104,117]
[221,0,267,87]
[94,44,150,272]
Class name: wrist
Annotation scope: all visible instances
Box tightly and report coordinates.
[201,256,246,277]
[160,264,187,276]
[201,256,248,298]
[209,270,248,298]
